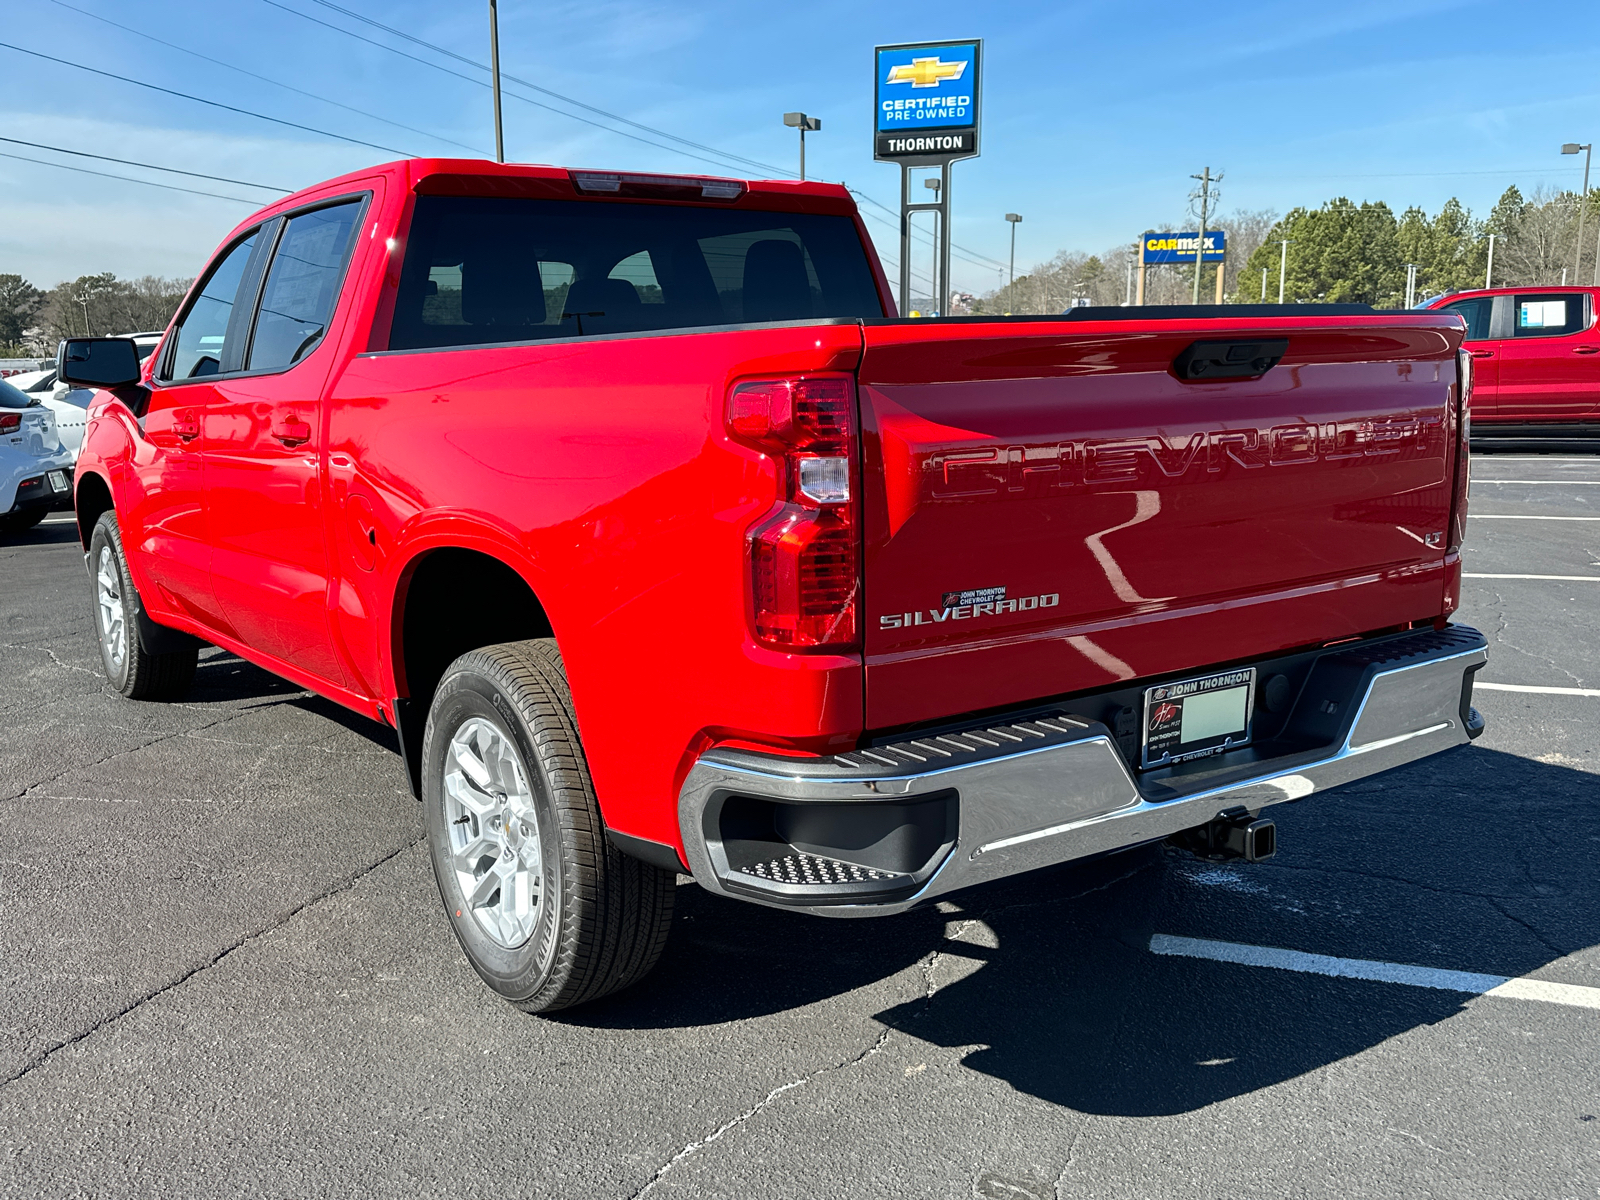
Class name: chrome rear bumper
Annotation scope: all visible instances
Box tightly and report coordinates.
[678,625,1487,917]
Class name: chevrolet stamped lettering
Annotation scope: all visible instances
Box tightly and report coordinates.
[924,416,1437,500]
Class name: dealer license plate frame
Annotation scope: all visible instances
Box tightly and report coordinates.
[1140,667,1257,770]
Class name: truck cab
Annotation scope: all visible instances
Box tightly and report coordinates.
[1429,286,1600,447]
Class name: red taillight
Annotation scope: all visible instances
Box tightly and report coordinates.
[728,376,860,651]
[1448,348,1472,554]
[0,413,19,434]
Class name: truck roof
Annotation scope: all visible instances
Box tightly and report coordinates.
[225,158,858,245]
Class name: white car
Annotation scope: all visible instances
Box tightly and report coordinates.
[6,332,164,462]
[1,376,74,534]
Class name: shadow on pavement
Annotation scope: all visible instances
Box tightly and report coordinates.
[574,746,1598,1116]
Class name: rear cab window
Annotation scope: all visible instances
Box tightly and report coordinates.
[386,195,884,351]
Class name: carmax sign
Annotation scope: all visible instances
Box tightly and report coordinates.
[1143,232,1226,264]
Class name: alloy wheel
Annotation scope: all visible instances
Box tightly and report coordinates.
[443,717,545,949]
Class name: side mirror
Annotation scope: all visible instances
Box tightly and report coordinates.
[57,338,142,388]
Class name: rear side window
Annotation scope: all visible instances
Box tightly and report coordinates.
[164,231,259,380]
[248,201,363,370]
[1513,294,1588,338]
[1439,296,1491,341]
[388,195,883,351]
[0,379,30,408]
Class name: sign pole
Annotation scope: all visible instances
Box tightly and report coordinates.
[899,164,912,315]
[1214,253,1225,304]
[939,160,953,315]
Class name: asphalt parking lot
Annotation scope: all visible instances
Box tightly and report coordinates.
[2,453,1597,1200]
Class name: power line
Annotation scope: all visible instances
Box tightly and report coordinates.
[0,40,414,157]
[0,149,260,203]
[257,0,744,174]
[47,0,485,156]
[0,135,289,192]
[302,0,794,179]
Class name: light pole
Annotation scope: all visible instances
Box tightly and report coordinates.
[1562,142,1592,286]
[1485,233,1496,288]
[488,0,504,162]
[783,112,821,181]
[1277,239,1292,304]
[1403,263,1418,309]
[1005,213,1021,307]
[1260,266,1268,301]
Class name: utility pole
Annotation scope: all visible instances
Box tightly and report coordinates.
[488,0,504,162]
[1125,245,1135,305]
[1485,233,1496,288]
[784,112,821,181]
[1005,213,1022,307]
[1189,167,1220,304]
[1277,239,1291,304]
[1561,143,1592,285]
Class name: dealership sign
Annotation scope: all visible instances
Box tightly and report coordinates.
[874,40,982,161]
[1143,231,1226,264]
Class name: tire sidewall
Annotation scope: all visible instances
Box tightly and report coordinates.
[87,517,132,692]
[422,669,565,1001]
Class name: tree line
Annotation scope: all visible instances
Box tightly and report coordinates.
[980,185,1600,313]
[0,273,192,358]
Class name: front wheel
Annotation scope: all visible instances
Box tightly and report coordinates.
[421,639,675,1013]
[88,511,198,700]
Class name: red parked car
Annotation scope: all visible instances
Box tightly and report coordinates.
[60,159,1486,1012]
[1427,286,1600,447]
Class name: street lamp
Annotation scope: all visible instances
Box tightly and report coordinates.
[783,112,821,181]
[1005,213,1022,301]
[1562,143,1592,285]
[1277,239,1292,304]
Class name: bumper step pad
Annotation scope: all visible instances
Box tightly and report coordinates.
[738,852,903,888]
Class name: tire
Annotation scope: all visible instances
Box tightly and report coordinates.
[88,511,198,700]
[422,639,675,1013]
[0,509,47,535]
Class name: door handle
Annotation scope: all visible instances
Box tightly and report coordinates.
[1574,345,1600,355]
[1469,349,1494,359]
[271,413,312,447]
[174,408,199,440]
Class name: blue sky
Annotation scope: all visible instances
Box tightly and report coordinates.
[3,0,1599,293]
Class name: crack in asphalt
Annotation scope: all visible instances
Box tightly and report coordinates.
[0,837,425,1092]
[629,862,1161,1200]
[0,640,102,677]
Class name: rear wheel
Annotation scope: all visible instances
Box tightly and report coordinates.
[88,512,198,700]
[422,639,675,1013]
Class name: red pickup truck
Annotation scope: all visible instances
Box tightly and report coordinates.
[61,159,1486,1013]
[1427,285,1600,448]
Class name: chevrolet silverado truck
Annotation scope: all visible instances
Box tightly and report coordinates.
[61,159,1486,1013]
[1428,285,1600,449]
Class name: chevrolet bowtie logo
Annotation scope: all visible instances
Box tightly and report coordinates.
[886,56,967,88]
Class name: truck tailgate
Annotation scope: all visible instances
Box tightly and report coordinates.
[859,315,1465,730]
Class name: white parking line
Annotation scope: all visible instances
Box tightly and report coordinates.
[1465,579,1600,588]
[1476,479,1600,485]
[1149,934,1600,1010]
[1470,515,1600,521]
[1475,682,1600,698]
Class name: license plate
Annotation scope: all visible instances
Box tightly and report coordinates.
[47,470,68,493]
[1141,667,1256,769]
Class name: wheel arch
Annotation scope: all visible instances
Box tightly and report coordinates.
[388,540,556,797]
[74,470,114,552]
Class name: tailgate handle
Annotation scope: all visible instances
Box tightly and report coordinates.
[1173,339,1289,382]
